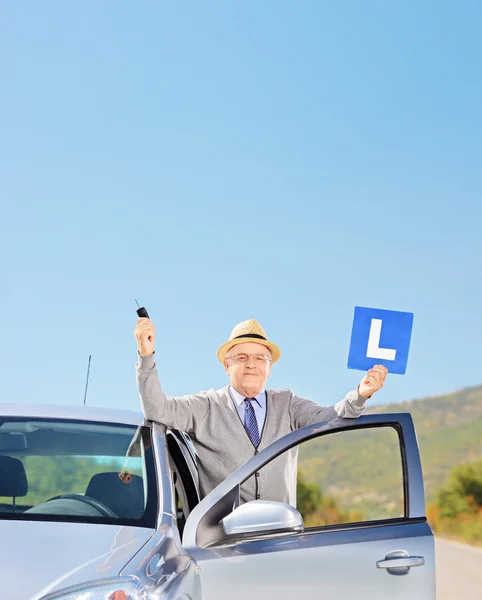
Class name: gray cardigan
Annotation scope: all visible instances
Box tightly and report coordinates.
[136,355,367,506]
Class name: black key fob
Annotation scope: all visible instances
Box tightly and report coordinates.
[137,306,149,319]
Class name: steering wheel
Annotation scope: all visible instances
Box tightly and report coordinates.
[45,493,118,518]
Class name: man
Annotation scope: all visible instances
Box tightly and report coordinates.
[135,318,387,506]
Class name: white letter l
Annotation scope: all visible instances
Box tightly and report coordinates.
[366,318,396,361]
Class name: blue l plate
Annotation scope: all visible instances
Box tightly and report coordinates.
[347,306,414,374]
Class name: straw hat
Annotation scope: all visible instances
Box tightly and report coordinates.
[217,319,281,363]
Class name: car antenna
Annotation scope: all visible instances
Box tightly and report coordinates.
[83,354,92,406]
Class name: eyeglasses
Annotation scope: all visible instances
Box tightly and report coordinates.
[226,353,273,364]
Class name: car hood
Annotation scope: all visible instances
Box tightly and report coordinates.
[0,519,154,600]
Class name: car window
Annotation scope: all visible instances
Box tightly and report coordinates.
[167,431,199,536]
[0,418,158,527]
[258,425,404,528]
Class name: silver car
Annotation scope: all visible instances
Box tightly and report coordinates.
[0,403,436,599]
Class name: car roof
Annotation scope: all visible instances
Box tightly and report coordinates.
[0,403,144,426]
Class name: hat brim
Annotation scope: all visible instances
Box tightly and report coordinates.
[217,337,281,363]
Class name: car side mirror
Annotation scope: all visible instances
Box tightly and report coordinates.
[221,500,304,538]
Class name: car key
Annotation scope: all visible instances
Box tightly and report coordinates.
[135,299,150,319]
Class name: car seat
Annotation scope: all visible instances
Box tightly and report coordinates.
[0,456,28,512]
[85,472,145,519]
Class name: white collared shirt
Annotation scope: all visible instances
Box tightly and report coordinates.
[228,385,267,432]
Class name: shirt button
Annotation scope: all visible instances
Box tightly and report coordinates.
[256,494,260,499]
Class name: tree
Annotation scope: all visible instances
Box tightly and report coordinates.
[436,460,482,519]
[297,471,323,519]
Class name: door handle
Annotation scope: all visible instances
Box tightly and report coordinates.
[377,556,425,569]
[377,550,425,575]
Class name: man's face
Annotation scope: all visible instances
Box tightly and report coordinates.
[223,341,273,397]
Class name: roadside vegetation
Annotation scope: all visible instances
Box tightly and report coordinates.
[427,460,482,546]
[298,460,482,547]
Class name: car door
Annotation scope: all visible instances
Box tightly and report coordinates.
[182,413,436,600]
[165,428,200,536]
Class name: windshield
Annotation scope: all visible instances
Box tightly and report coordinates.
[0,417,157,527]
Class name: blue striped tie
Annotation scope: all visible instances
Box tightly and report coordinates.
[244,398,260,447]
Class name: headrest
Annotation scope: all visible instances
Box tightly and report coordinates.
[0,457,28,497]
[85,472,145,519]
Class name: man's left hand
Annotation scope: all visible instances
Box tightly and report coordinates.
[357,364,388,399]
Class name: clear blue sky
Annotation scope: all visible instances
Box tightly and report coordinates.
[1,1,481,412]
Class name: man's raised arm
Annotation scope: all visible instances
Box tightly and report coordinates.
[134,318,210,434]
[290,364,388,429]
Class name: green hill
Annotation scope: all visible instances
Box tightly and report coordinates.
[297,384,482,520]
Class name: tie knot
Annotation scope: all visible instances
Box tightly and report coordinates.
[244,397,256,403]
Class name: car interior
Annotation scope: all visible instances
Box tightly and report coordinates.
[0,418,200,533]
[0,419,156,525]
[0,454,146,519]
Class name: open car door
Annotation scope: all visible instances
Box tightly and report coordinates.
[182,413,436,600]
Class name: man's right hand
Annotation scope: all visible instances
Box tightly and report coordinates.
[134,318,155,356]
